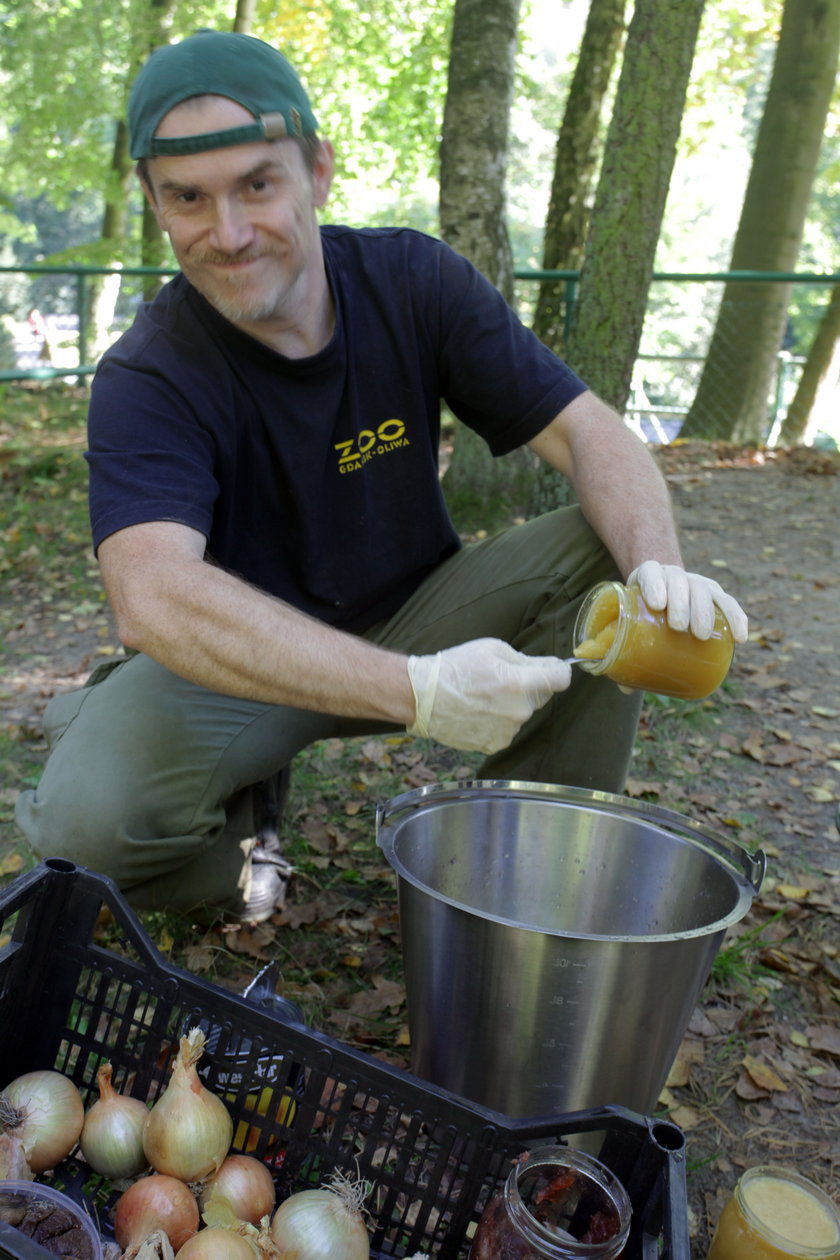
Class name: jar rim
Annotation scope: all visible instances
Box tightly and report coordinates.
[734,1164,840,1255]
[573,581,628,676]
[504,1146,632,1257]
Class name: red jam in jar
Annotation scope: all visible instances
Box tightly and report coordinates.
[469,1146,631,1260]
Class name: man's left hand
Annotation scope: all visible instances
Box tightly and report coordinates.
[626,561,748,642]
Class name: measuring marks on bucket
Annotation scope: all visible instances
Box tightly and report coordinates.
[540,954,589,1054]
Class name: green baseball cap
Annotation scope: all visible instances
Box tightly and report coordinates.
[128,30,318,160]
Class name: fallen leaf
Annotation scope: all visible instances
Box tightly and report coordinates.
[624,778,663,797]
[763,744,809,766]
[183,941,215,973]
[0,853,24,877]
[806,1025,840,1058]
[346,974,406,1017]
[742,1054,788,1092]
[775,885,810,901]
[806,787,834,804]
[741,733,766,763]
[668,1104,703,1130]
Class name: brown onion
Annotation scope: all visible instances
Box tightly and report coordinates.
[80,1062,149,1179]
[0,1069,84,1173]
[199,1153,276,1226]
[114,1174,199,1259]
[143,1028,233,1183]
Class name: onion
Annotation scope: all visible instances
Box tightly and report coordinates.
[80,1061,149,1179]
[143,1028,233,1183]
[175,1227,258,1259]
[199,1154,276,1226]
[269,1174,370,1260]
[0,1069,84,1173]
[114,1174,199,1259]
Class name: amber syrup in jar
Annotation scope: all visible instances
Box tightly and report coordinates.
[707,1165,840,1260]
[574,580,735,699]
[469,1146,631,1260]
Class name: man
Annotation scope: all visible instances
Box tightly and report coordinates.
[16,31,747,922]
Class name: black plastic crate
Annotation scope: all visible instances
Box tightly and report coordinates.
[0,860,691,1258]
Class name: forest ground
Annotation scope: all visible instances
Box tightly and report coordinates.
[1,396,838,1253]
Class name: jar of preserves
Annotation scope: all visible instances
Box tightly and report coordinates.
[573,580,735,699]
[707,1165,840,1260]
[469,1146,631,1259]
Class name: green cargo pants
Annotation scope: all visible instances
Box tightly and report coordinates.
[15,507,642,916]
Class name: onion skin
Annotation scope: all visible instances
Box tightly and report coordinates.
[175,1227,257,1259]
[114,1174,200,1257]
[199,1154,276,1226]
[80,1062,149,1179]
[0,1069,85,1174]
[143,1029,233,1183]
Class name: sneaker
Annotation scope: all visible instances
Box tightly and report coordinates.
[243,846,295,923]
[242,767,295,923]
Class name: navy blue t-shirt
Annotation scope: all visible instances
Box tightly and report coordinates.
[87,226,586,632]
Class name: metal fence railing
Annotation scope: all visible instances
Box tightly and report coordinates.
[3,263,838,443]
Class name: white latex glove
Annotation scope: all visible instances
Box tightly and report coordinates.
[626,561,748,642]
[407,637,572,755]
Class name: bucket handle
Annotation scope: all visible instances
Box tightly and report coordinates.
[740,845,766,895]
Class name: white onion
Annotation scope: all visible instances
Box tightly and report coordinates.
[175,1227,257,1259]
[0,1069,85,1173]
[143,1028,233,1183]
[269,1177,370,1260]
[114,1173,200,1259]
[80,1061,149,1179]
[199,1154,276,1226]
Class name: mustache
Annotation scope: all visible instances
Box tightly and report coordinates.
[190,247,281,266]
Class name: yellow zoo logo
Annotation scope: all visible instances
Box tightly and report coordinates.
[334,418,410,472]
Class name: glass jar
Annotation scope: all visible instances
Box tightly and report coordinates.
[573,580,735,699]
[469,1146,631,1259]
[707,1165,840,1260]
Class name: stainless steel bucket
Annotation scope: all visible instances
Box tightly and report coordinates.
[376,781,765,1119]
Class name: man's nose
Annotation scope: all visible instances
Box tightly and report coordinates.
[209,199,256,253]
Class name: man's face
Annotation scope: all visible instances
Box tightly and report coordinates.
[142,97,333,326]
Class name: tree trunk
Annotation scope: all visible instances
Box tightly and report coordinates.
[532,0,627,356]
[135,0,178,294]
[681,0,840,444]
[563,0,706,414]
[233,0,257,34]
[779,284,840,446]
[86,117,135,361]
[438,0,531,530]
[439,0,521,298]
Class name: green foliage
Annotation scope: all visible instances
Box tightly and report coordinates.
[709,911,785,990]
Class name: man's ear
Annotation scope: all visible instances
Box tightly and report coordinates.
[311,139,335,209]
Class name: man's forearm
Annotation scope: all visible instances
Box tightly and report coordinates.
[100,532,415,723]
[572,425,684,578]
[529,392,684,577]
